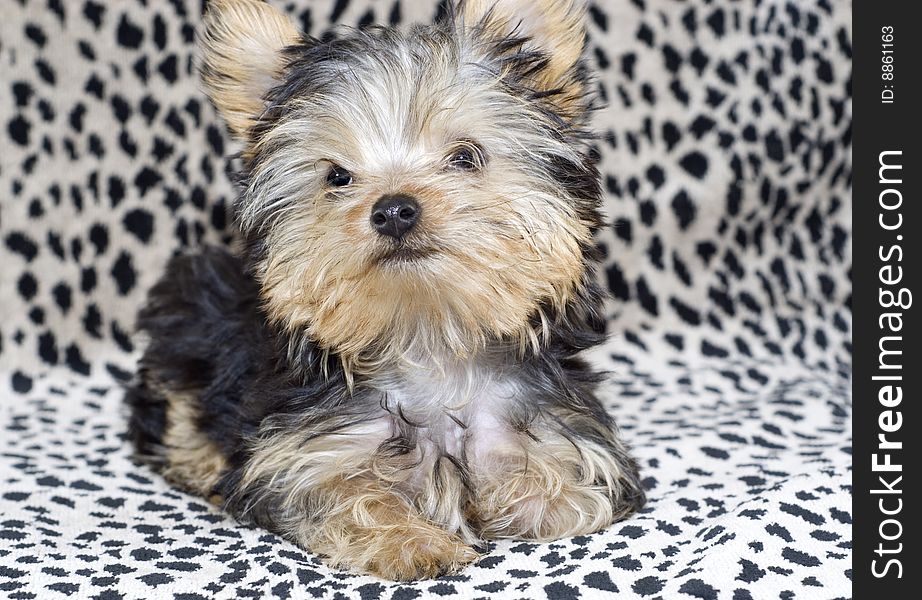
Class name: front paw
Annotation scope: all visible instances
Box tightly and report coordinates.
[475,478,617,540]
[473,442,646,541]
[290,477,480,580]
[319,520,480,581]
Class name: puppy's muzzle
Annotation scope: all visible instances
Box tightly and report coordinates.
[371,194,420,240]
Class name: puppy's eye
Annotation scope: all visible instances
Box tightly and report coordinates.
[326,165,353,187]
[447,144,484,171]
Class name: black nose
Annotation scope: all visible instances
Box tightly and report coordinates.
[370,194,420,239]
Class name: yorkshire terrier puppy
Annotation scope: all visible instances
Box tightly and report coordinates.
[126,0,645,581]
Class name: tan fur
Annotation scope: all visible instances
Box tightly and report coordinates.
[470,416,631,541]
[161,392,228,496]
[198,1,596,373]
[258,177,591,374]
[287,476,478,581]
[200,0,301,137]
[237,416,479,579]
[461,0,589,117]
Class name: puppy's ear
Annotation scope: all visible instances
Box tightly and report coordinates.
[458,0,590,117]
[200,0,301,138]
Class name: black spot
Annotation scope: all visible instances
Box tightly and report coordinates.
[701,447,729,460]
[12,82,34,107]
[664,333,684,350]
[814,54,834,83]
[18,272,38,301]
[606,263,631,301]
[636,23,654,47]
[708,287,735,315]
[5,232,39,262]
[661,44,682,73]
[387,2,400,26]
[670,297,701,325]
[11,371,33,393]
[38,332,58,365]
[29,307,45,325]
[165,108,186,137]
[670,190,696,230]
[83,304,103,338]
[632,576,665,596]
[782,547,821,567]
[51,283,73,314]
[357,9,375,28]
[673,252,692,286]
[765,129,785,162]
[780,502,826,525]
[636,277,658,315]
[140,95,160,123]
[111,320,134,353]
[65,343,91,376]
[88,224,109,256]
[120,130,139,158]
[705,87,726,108]
[35,59,56,85]
[153,13,167,50]
[107,176,126,207]
[639,200,657,226]
[669,79,690,105]
[134,55,149,83]
[646,165,665,189]
[716,61,735,85]
[134,167,163,196]
[690,115,716,138]
[544,582,579,600]
[117,14,144,49]
[678,578,718,599]
[123,209,155,243]
[701,340,729,358]
[111,94,131,123]
[158,54,178,83]
[84,72,105,99]
[8,115,31,146]
[330,0,350,23]
[689,48,709,74]
[584,571,618,593]
[621,53,636,80]
[647,236,664,269]
[83,1,105,29]
[706,9,725,36]
[205,124,225,157]
[679,151,709,179]
[588,4,608,31]
[661,121,682,151]
[111,252,137,295]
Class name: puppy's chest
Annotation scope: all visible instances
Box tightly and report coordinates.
[367,361,519,456]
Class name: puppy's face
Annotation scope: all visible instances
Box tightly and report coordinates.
[202,0,601,363]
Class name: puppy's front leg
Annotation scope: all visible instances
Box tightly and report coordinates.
[236,421,478,580]
[471,410,645,541]
[292,476,478,580]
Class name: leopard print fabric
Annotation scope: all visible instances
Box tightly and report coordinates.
[0,0,851,598]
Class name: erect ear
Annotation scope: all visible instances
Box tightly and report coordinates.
[458,0,590,116]
[200,0,301,138]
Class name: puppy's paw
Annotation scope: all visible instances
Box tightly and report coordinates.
[476,481,615,541]
[314,521,479,580]
[360,523,479,581]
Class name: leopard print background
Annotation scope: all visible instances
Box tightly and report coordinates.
[1,1,851,598]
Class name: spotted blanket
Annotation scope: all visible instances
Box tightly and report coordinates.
[0,0,852,598]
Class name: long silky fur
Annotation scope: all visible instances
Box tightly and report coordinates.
[127,0,645,582]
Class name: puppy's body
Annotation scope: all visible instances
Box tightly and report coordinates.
[127,0,645,580]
